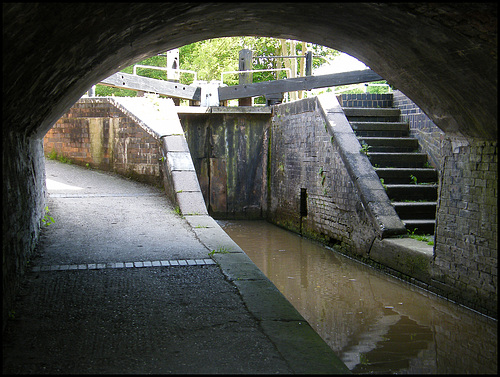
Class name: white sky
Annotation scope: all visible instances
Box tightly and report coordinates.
[314,52,369,74]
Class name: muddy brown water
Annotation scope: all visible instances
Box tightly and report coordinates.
[218,219,497,374]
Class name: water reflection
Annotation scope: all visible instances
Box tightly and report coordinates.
[218,220,497,374]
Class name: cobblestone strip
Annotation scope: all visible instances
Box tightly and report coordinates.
[31,258,216,272]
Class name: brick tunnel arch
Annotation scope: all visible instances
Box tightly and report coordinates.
[2,3,498,324]
[4,3,497,140]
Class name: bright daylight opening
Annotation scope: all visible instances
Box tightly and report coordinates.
[88,37,390,105]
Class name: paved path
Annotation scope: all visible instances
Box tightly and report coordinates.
[3,159,349,374]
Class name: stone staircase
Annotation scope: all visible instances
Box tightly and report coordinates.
[338,93,438,235]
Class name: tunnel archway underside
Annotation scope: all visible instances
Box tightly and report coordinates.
[3,3,497,140]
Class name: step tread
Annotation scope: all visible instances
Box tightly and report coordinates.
[350,121,408,125]
[369,152,428,156]
[403,219,436,224]
[358,137,417,141]
[350,122,409,128]
[342,107,400,113]
[375,167,436,171]
[392,201,437,206]
[386,184,438,188]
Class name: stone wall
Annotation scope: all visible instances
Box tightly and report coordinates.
[43,99,162,186]
[267,97,378,255]
[179,110,271,219]
[2,132,46,330]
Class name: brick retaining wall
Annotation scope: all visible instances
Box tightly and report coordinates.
[44,99,162,186]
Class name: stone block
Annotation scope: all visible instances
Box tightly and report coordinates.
[176,191,208,215]
[370,238,433,282]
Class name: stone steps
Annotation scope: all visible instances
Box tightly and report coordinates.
[385,184,438,201]
[368,152,430,168]
[342,107,401,122]
[350,121,409,137]
[358,136,418,152]
[375,168,438,184]
[392,201,437,220]
[341,97,438,235]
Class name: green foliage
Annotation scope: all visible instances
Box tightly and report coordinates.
[96,37,339,98]
[407,230,434,245]
[47,150,72,164]
[379,178,387,190]
[410,174,418,185]
[359,141,371,156]
[42,206,55,227]
[208,246,231,256]
[180,37,339,86]
[335,80,392,95]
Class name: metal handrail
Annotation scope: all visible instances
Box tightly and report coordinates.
[133,65,197,82]
[220,68,291,84]
[332,82,391,94]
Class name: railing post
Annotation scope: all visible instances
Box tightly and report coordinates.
[238,49,253,106]
[305,51,313,76]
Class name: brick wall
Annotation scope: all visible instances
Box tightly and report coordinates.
[268,97,377,255]
[432,137,497,316]
[3,132,46,330]
[337,93,393,109]
[43,99,162,186]
[392,90,445,170]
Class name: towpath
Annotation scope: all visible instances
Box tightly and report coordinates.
[2,159,349,374]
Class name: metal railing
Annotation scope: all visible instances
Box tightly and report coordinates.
[332,83,391,94]
[133,65,197,82]
[220,68,291,85]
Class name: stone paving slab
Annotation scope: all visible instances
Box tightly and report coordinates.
[3,267,292,374]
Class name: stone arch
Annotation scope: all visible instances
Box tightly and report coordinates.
[3,3,497,140]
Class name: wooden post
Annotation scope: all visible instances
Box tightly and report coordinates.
[167,49,180,105]
[238,49,253,106]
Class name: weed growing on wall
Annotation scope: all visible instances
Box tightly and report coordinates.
[41,206,55,227]
[359,141,371,156]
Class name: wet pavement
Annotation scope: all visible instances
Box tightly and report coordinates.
[2,159,349,374]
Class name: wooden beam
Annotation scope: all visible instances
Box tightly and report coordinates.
[100,69,383,104]
[218,69,383,101]
[100,72,201,101]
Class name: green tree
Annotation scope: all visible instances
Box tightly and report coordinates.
[95,37,340,98]
[95,54,168,97]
